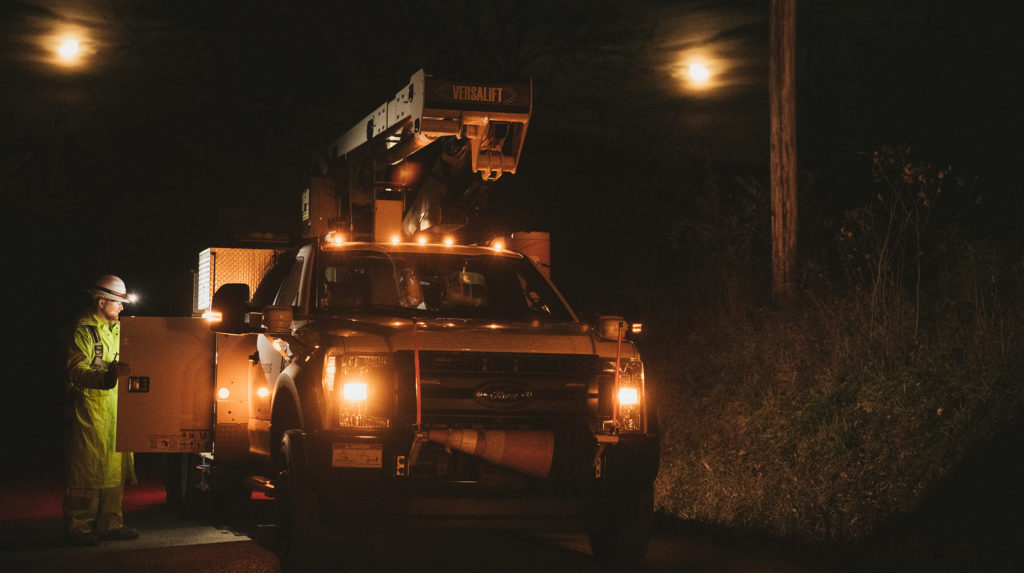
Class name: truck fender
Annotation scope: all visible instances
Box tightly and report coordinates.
[273,353,328,434]
[272,375,302,429]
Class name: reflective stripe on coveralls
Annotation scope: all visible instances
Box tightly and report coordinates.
[85,325,105,369]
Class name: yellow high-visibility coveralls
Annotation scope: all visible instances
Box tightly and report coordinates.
[64,313,136,537]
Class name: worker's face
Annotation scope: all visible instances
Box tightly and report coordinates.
[97,298,124,322]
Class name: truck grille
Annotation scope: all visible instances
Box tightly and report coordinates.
[396,351,598,421]
[417,352,596,375]
[393,351,600,484]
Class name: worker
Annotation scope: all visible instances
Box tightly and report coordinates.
[63,275,139,546]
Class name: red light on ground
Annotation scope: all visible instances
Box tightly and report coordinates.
[122,483,167,512]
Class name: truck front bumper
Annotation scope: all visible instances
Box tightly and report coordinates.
[290,427,658,524]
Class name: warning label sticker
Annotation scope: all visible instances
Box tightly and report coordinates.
[146,429,210,452]
[331,443,383,468]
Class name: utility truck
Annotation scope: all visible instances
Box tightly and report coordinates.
[117,69,658,565]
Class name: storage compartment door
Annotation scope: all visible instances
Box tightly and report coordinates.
[117,316,215,453]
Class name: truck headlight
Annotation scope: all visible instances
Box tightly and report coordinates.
[617,386,639,406]
[604,358,646,433]
[323,353,391,428]
[342,382,368,401]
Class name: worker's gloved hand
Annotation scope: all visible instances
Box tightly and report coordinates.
[100,364,119,390]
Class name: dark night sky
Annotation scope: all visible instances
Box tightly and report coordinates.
[2,0,1021,319]
[1,1,776,315]
[2,1,1022,458]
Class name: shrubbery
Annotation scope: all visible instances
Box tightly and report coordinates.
[645,146,1023,542]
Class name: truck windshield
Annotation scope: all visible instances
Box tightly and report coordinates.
[315,250,574,322]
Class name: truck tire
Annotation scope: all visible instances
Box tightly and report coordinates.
[587,482,654,565]
[277,430,325,572]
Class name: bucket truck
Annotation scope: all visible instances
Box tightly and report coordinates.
[116,69,659,566]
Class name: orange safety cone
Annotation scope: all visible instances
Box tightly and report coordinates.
[427,429,554,479]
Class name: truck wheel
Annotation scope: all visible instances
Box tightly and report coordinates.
[587,483,654,564]
[277,430,324,572]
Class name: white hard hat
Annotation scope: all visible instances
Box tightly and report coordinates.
[89,274,132,303]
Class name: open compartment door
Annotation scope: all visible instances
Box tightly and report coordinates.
[117,316,215,453]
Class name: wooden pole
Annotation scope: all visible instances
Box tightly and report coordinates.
[770,0,798,302]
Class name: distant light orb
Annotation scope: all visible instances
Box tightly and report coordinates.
[58,39,80,61]
[688,63,710,84]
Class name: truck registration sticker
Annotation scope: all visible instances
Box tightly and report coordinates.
[331,443,383,468]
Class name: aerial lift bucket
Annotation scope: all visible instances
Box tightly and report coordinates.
[426,429,554,479]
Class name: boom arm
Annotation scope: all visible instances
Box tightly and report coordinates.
[319,69,531,181]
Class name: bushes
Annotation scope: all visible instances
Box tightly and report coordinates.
[647,147,1023,542]
[653,288,1022,542]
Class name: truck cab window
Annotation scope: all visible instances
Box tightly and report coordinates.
[252,249,298,307]
[276,255,306,308]
[316,249,572,322]
[319,255,399,309]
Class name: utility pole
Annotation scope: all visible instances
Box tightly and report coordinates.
[770,0,798,302]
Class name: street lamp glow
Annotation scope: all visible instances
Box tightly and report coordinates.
[58,39,80,62]
[688,63,710,84]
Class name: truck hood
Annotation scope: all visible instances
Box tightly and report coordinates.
[298,316,631,357]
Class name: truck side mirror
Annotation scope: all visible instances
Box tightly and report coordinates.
[210,283,251,334]
[595,315,642,341]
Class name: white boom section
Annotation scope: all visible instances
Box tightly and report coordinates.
[322,69,531,181]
